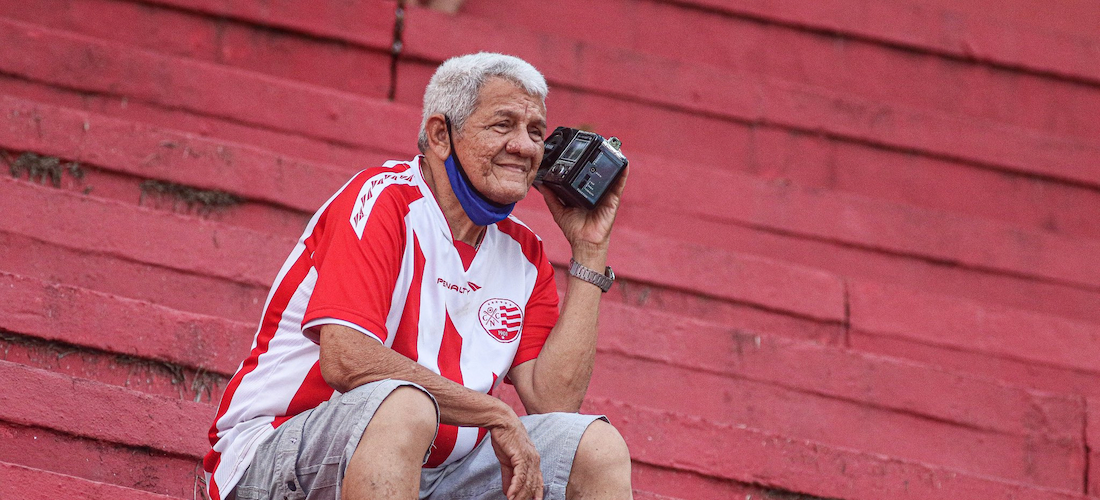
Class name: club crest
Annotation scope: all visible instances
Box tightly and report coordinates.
[478,298,523,343]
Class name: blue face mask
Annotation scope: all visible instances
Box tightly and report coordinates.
[444,116,516,226]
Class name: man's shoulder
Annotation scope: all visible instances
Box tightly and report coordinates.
[495,215,542,242]
[337,158,425,238]
[347,160,419,192]
[494,215,549,266]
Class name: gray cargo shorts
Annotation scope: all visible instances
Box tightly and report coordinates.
[231,379,606,500]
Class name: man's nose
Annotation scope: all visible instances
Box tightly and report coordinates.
[507,133,541,158]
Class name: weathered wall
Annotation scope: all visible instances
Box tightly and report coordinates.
[0,0,1098,498]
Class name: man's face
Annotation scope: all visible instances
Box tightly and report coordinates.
[453,77,547,205]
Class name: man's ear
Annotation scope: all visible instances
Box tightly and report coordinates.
[425,114,451,159]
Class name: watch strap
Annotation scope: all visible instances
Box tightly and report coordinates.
[568,258,615,293]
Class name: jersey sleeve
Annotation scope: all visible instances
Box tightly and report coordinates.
[302,175,416,344]
[509,245,560,371]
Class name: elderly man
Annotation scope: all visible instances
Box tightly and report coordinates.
[204,53,632,500]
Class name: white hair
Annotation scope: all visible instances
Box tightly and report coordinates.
[417,52,548,152]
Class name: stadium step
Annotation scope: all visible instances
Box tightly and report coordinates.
[589,397,1098,500]
[0,271,251,379]
[398,4,1100,189]
[6,92,1097,327]
[0,301,1088,498]
[0,0,396,100]
[0,16,419,161]
[4,1,1098,499]
[7,25,1090,325]
[0,152,849,325]
[591,300,1086,490]
[5,89,1098,383]
[398,1,1100,244]
[0,461,187,500]
[3,226,1090,492]
[2,2,1100,234]
[455,0,1100,89]
[849,280,1100,398]
[0,175,277,321]
[0,360,211,497]
[7,0,1099,244]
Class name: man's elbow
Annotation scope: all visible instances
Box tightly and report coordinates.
[319,355,358,393]
[318,324,386,393]
[527,378,589,414]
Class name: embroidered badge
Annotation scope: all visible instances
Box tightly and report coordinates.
[478,298,522,343]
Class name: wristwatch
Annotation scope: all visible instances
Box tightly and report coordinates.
[568,258,615,293]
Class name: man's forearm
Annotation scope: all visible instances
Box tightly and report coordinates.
[521,243,608,414]
[318,324,517,429]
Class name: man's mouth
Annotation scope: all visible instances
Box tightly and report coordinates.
[495,163,530,174]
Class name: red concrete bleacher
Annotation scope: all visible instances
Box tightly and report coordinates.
[1,0,1098,498]
[0,461,186,500]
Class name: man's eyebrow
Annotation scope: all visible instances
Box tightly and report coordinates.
[493,109,546,128]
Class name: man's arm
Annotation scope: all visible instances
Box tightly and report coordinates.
[510,168,629,414]
[318,324,543,500]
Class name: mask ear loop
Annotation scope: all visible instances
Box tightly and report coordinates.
[444,115,455,154]
[444,116,510,208]
[441,115,515,226]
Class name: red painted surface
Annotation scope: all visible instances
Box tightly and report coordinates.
[0,17,418,155]
[0,361,210,457]
[1,0,1098,498]
[0,425,200,497]
[0,70,383,168]
[850,280,1100,373]
[0,230,269,323]
[400,5,1100,187]
[590,352,1082,488]
[0,272,252,375]
[0,460,186,500]
[0,0,394,99]
[588,397,1095,500]
[1089,399,1100,495]
[460,0,1100,86]
[594,300,1082,439]
[0,94,358,212]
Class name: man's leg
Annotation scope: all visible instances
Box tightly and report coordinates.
[419,413,629,500]
[342,386,437,499]
[231,380,438,500]
[564,420,632,500]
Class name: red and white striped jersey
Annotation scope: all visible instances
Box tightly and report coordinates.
[203,157,559,500]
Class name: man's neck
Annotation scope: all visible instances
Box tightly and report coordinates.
[421,155,485,247]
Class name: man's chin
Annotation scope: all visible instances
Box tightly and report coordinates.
[482,181,532,206]
[489,190,527,206]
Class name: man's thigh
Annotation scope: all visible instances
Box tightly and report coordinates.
[421,413,607,500]
[233,379,438,500]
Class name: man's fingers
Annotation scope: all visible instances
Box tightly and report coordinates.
[537,184,568,220]
[532,463,545,500]
[489,419,543,500]
[504,457,545,500]
[501,463,514,499]
[508,467,525,500]
[524,457,543,500]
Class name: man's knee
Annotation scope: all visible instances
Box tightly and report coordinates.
[567,419,632,499]
[361,385,437,456]
[343,385,436,499]
[575,419,631,471]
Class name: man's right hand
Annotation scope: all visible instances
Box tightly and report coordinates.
[490,413,544,500]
